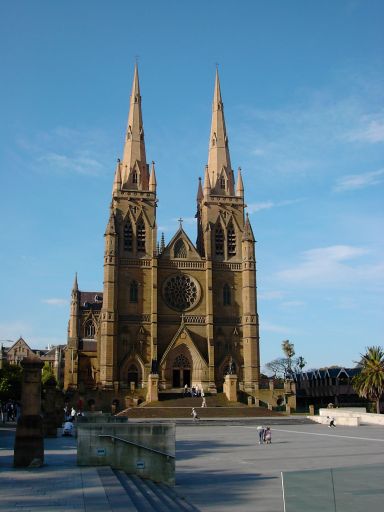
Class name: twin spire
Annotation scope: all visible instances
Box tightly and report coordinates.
[114,64,242,200]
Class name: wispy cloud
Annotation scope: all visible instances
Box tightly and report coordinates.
[334,168,384,192]
[261,321,292,334]
[345,116,384,144]
[17,126,112,176]
[259,290,285,300]
[42,298,68,306]
[277,244,384,287]
[281,300,305,308]
[248,198,304,214]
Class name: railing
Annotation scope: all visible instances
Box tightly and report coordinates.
[98,434,175,459]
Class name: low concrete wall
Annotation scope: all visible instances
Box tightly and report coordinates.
[78,413,128,424]
[77,423,175,485]
[309,415,360,426]
[317,408,384,426]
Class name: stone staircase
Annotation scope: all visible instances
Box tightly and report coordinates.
[97,467,199,511]
[118,392,284,419]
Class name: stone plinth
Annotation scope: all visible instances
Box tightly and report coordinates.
[309,404,315,416]
[14,357,44,467]
[223,374,238,402]
[146,374,159,403]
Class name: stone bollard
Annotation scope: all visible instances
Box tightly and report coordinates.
[247,396,253,407]
[224,374,238,401]
[146,374,159,403]
[309,404,315,416]
[42,382,62,437]
[14,357,44,467]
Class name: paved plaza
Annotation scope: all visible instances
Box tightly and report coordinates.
[1,420,384,511]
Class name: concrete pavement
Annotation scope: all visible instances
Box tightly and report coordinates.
[1,419,384,511]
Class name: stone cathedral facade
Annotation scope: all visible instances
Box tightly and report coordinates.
[64,66,260,397]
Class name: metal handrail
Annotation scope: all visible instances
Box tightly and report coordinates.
[98,434,175,459]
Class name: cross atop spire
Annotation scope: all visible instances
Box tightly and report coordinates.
[122,63,149,189]
[207,69,234,195]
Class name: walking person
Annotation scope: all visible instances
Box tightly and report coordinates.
[201,397,207,408]
[191,407,199,421]
[264,427,272,444]
[257,425,265,444]
[328,416,336,428]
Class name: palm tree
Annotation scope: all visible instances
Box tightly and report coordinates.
[352,346,384,414]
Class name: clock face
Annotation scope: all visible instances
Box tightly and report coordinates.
[162,274,201,312]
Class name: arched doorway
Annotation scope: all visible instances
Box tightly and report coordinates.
[172,354,191,388]
[127,363,139,387]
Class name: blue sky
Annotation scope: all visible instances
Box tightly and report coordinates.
[0,0,383,371]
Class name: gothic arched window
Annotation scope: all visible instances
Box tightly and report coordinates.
[220,176,225,189]
[124,221,133,251]
[132,171,138,184]
[174,239,187,258]
[130,281,138,303]
[85,320,95,338]
[227,223,236,256]
[215,225,224,255]
[137,219,146,252]
[223,284,231,306]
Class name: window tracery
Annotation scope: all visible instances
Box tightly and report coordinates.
[173,354,190,368]
[215,225,224,255]
[174,239,187,258]
[163,274,200,311]
[85,320,95,338]
[227,223,236,255]
[137,219,146,252]
[124,221,133,251]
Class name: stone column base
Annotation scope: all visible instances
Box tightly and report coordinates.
[146,374,159,403]
[14,415,44,467]
[223,374,238,401]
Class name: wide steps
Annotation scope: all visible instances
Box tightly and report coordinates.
[97,467,199,512]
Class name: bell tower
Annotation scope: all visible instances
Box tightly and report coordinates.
[99,64,158,388]
[197,70,260,392]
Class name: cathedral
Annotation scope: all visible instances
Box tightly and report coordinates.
[64,65,260,398]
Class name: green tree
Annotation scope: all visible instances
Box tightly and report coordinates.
[0,363,23,401]
[352,346,384,414]
[41,362,57,387]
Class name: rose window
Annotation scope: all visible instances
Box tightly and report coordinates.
[163,274,200,311]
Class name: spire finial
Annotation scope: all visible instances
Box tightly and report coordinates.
[178,217,183,229]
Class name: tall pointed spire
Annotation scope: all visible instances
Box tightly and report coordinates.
[112,159,122,195]
[196,177,203,202]
[72,272,78,292]
[105,204,116,236]
[149,161,157,192]
[207,69,233,195]
[236,167,244,198]
[243,213,255,242]
[203,165,211,196]
[122,63,148,188]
